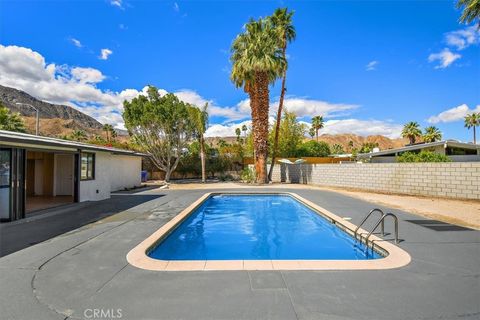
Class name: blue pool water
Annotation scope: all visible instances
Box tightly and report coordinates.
[148,194,381,260]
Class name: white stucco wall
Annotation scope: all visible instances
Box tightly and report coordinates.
[79,151,142,202]
[109,154,142,192]
[80,151,111,202]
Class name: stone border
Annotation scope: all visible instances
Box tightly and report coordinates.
[126,192,411,271]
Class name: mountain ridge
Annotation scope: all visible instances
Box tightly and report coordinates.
[0,85,103,130]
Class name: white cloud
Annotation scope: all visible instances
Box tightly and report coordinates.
[428,48,461,69]
[173,2,179,12]
[320,119,402,139]
[427,104,480,124]
[277,97,358,119]
[71,67,106,84]
[99,48,113,60]
[110,0,123,9]
[445,26,480,50]
[365,60,378,71]
[0,44,144,129]
[205,120,252,137]
[70,38,82,48]
[173,90,251,121]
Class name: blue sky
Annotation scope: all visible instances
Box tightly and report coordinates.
[0,0,478,141]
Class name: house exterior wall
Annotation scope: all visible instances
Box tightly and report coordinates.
[267,162,480,200]
[79,152,142,202]
[80,152,111,202]
[109,154,142,192]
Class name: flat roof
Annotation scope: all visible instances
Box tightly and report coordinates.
[358,140,479,158]
[0,130,146,157]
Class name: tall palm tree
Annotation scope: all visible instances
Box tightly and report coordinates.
[235,127,241,142]
[456,0,480,26]
[188,103,209,183]
[423,126,442,143]
[231,16,285,183]
[402,121,422,145]
[103,124,114,142]
[311,116,324,142]
[241,124,248,138]
[465,112,479,144]
[308,127,315,139]
[268,8,296,181]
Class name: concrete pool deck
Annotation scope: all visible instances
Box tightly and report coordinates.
[0,185,479,320]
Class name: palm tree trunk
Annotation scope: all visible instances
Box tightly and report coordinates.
[267,46,287,182]
[251,71,270,184]
[474,126,477,144]
[200,135,206,183]
[316,130,318,142]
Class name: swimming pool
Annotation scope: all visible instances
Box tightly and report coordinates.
[148,194,380,260]
[127,192,411,271]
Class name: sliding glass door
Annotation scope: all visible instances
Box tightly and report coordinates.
[0,148,25,222]
[0,149,11,221]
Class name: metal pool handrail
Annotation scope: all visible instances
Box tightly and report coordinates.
[365,213,399,246]
[354,208,385,241]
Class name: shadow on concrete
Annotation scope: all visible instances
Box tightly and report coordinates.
[281,164,312,184]
[0,194,163,257]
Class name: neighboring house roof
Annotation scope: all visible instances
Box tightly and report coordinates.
[358,140,479,159]
[0,130,147,157]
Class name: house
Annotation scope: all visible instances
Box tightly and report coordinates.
[0,130,145,222]
[358,140,480,163]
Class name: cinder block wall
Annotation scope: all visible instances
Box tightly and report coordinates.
[267,162,480,200]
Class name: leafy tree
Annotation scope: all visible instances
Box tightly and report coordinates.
[397,151,451,163]
[269,110,306,157]
[187,103,209,183]
[423,126,442,143]
[348,140,354,151]
[456,0,480,26]
[308,127,315,139]
[123,86,193,182]
[0,104,26,133]
[297,140,331,157]
[359,142,379,153]
[464,112,479,144]
[231,14,285,183]
[311,115,324,142]
[268,8,296,181]
[70,129,87,141]
[402,121,422,145]
[331,143,345,155]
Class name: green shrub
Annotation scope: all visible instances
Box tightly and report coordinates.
[240,167,255,183]
[397,151,451,163]
[296,141,331,157]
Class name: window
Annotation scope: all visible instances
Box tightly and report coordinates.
[81,153,95,180]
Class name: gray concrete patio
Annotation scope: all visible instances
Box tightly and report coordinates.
[0,186,479,320]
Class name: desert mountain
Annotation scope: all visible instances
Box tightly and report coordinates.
[0,85,103,135]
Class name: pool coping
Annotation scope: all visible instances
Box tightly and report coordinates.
[126,192,411,271]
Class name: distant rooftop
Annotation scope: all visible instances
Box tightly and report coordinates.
[358,140,479,158]
[0,130,146,157]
